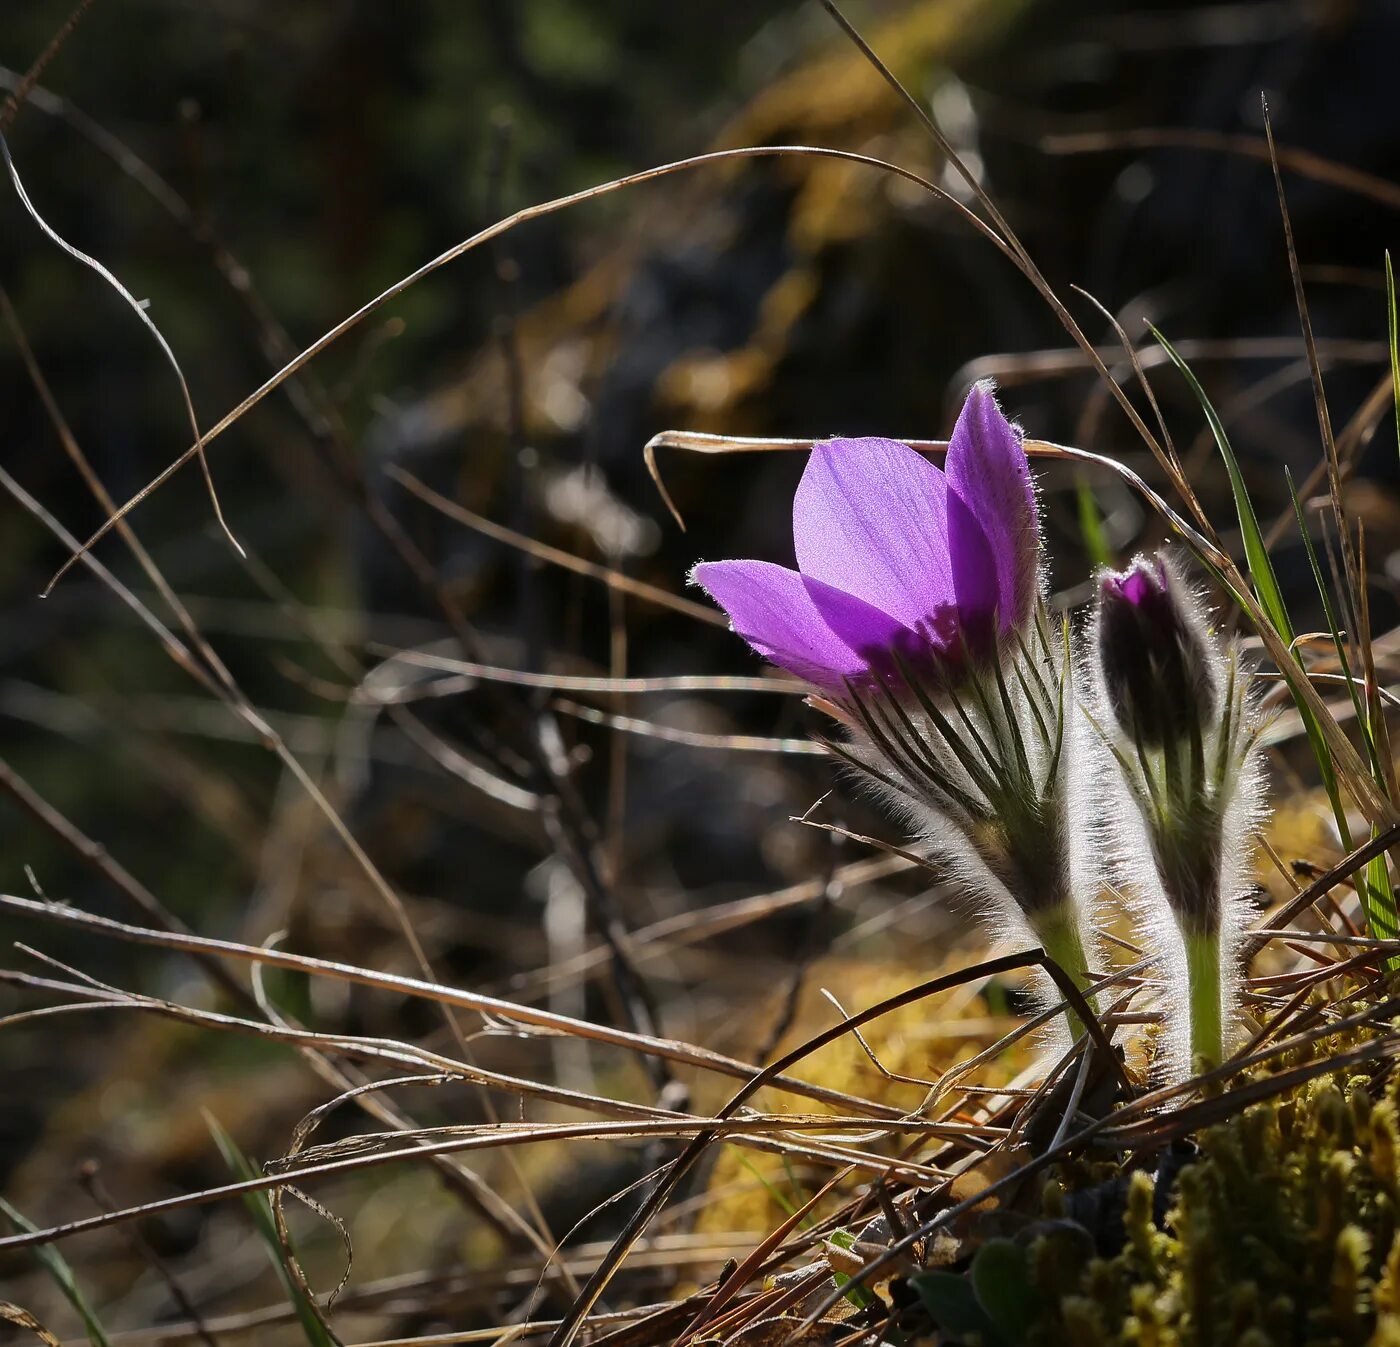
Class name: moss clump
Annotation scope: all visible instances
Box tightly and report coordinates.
[1021,1071,1400,1346]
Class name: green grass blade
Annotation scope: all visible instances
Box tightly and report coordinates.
[1075,474,1112,569]
[1367,851,1400,946]
[205,1115,340,1347]
[1387,251,1400,467]
[1152,328,1333,785]
[1357,258,1400,952]
[1287,470,1372,761]
[0,1199,112,1347]
[1289,466,1400,954]
[1149,325,1293,640]
[737,1156,798,1219]
[1156,330,1400,945]
[1289,475,1400,954]
[826,1229,877,1310]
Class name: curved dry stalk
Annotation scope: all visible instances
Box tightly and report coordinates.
[359,649,802,697]
[1,136,240,559]
[0,1114,957,1257]
[386,466,723,627]
[0,893,906,1119]
[643,430,1217,545]
[552,700,823,756]
[1040,126,1400,212]
[0,0,97,136]
[42,143,1003,593]
[497,855,909,1002]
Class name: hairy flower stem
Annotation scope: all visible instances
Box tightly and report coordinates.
[1035,905,1096,1043]
[1184,929,1223,1072]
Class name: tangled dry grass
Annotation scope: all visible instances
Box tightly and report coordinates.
[5,2,1400,1345]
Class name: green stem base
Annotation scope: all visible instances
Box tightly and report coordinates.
[1184,929,1224,1074]
[1036,908,1097,1044]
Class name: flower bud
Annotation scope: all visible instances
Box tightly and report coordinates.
[1096,555,1217,748]
[1090,550,1262,1079]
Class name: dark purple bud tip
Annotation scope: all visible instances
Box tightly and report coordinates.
[1097,554,1217,747]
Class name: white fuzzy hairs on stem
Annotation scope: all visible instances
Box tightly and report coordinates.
[821,607,1105,1051]
[1087,551,1268,1084]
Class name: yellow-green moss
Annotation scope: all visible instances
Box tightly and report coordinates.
[1024,1071,1400,1346]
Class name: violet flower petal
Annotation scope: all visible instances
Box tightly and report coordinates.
[690,559,867,687]
[792,437,957,636]
[800,573,922,670]
[945,486,1000,655]
[945,381,1039,636]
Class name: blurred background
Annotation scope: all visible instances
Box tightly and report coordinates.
[2,0,1399,1340]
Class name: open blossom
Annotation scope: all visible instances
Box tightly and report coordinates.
[693,384,1102,1040]
[691,382,1039,690]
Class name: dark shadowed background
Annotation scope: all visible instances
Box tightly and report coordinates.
[2,0,1399,1339]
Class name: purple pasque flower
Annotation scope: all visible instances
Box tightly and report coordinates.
[691,382,1039,691]
[690,383,1103,1040]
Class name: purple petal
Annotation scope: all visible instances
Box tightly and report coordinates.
[691,559,867,687]
[793,437,957,633]
[946,487,999,656]
[1116,568,1155,606]
[801,574,972,684]
[800,573,919,664]
[1104,555,1169,608]
[945,382,1040,635]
